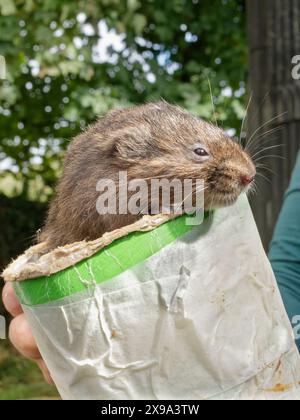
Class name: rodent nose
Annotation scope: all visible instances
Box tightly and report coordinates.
[241,174,255,186]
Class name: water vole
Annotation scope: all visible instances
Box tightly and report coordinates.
[39,101,256,249]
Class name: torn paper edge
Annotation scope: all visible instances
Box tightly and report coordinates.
[2,214,177,283]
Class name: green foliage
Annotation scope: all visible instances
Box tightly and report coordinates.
[0,0,247,198]
[0,342,59,400]
[0,194,46,269]
[0,194,46,320]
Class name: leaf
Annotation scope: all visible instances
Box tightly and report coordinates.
[127,0,140,13]
[0,0,16,16]
[132,14,146,35]
[24,0,35,13]
[0,0,247,200]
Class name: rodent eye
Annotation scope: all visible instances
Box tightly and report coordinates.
[194,147,209,157]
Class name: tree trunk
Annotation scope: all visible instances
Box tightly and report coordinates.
[247,0,300,249]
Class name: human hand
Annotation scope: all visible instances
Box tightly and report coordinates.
[2,282,54,384]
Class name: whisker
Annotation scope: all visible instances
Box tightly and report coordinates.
[246,123,282,154]
[251,124,283,141]
[208,192,216,221]
[246,126,283,154]
[246,90,271,136]
[206,75,218,128]
[247,181,257,198]
[256,172,271,184]
[174,185,208,213]
[239,91,253,146]
[243,90,273,151]
[245,111,288,152]
[251,144,283,160]
[254,154,286,163]
[255,163,278,177]
[251,179,261,197]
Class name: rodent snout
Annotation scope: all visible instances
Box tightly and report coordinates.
[240,173,256,186]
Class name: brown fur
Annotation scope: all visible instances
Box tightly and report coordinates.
[40,101,256,249]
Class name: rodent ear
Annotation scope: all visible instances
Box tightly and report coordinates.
[108,135,133,160]
[109,140,120,158]
[108,125,153,161]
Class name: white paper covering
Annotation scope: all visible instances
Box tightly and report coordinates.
[21,196,300,400]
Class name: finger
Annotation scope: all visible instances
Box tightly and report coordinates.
[36,359,54,385]
[2,282,23,317]
[9,314,41,360]
[9,312,55,386]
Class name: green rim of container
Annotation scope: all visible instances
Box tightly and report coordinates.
[14,213,207,306]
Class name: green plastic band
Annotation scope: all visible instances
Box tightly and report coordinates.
[14,214,203,306]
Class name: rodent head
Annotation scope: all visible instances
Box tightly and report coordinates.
[107,101,256,210]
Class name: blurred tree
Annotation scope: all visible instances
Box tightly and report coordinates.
[247,0,300,248]
[0,0,247,200]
